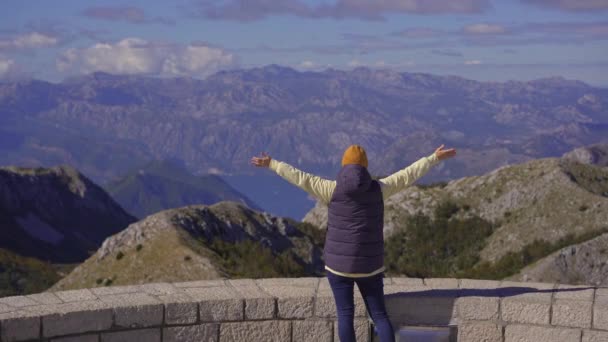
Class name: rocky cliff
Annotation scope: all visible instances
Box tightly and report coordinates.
[0,165,136,262]
[509,232,608,286]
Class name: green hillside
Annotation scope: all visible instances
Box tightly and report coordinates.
[50,202,324,291]
[0,249,61,297]
[306,149,608,284]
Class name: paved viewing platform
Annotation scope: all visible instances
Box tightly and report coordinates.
[0,277,606,341]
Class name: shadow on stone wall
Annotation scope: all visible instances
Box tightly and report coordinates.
[384,285,595,327]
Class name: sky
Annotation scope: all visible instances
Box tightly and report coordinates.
[1,0,607,85]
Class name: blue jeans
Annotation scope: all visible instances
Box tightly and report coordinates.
[327,272,395,342]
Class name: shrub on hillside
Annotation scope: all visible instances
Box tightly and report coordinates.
[0,249,60,297]
[385,201,494,278]
[209,239,306,278]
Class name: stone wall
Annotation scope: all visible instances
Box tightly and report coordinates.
[0,277,606,341]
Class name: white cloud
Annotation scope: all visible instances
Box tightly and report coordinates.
[194,0,490,21]
[345,59,415,69]
[463,23,507,35]
[0,56,26,80]
[348,59,363,67]
[523,0,608,11]
[298,60,316,69]
[375,60,386,67]
[0,32,59,50]
[56,38,236,77]
[464,59,482,65]
[0,57,15,75]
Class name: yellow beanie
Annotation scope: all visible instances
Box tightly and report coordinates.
[341,145,368,168]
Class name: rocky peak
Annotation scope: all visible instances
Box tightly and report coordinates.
[96,201,305,262]
[0,165,136,262]
[561,143,608,167]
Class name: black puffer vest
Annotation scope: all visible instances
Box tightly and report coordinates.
[324,164,384,273]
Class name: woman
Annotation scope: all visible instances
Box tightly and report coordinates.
[251,144,456,342]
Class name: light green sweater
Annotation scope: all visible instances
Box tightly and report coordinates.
[269,152,441,205]
[268,153,441,277]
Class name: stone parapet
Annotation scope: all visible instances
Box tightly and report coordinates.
[0,277,605,341]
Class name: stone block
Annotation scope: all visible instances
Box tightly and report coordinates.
[459,279,501,289]
[504,324,581,342]
[228,280,275,320]
[458,321,502,342]
[101,328,160,342]
[334,318,369,342]
[140,283,181,296]
[115,304,164,328]
[554,284,595,301]
[390,277,424,286]
[99,293,163,328]
[51,334,99,342]
[501,291,552,325]
[552,299,592,328]
[199,298,243,322]
[26,293,63,305]
[41,301,112,338]
[91,285,142,296]
[293,320,333,342]
[386,296,456,326]
[0,303,17,314]
[164,324,219,342]
[383,284,428,296]
[593,290,608,330]
[500,281,555,291]
[245,297,275,320]
[174,280,227,288]
[0,311,40,341]
[54,289,97,303]
[219,321,291,342]
[424,278,459,290]
[382,276,394,285]
[315,291,367,318]
[159,294,198,325]
[257,284,315,319]
[317,277,331,292]
[596,288,608,297]
[274,296,312,319]
[256,277,319,288]
[185,286,243,322]
[228,279,257,286]
[455,296,499,320]
[0,296,39,307]
[583,329,608,342]
[354,318,371,342]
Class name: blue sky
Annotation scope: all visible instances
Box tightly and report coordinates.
[1,0,607,85]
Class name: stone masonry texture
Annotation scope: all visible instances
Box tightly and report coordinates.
[0,277,605,342]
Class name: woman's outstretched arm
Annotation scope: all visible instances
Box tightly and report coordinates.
[251,152,336,205]
[379,144,456,200]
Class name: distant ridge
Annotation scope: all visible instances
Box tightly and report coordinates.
[1,65,606,184]
[105,159,260,218]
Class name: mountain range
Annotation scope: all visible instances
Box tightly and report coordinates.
[2,66,607,197]
[1,144,606,295]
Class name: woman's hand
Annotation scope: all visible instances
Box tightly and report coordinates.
[250,152,272,168]
[434,144,457,161]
